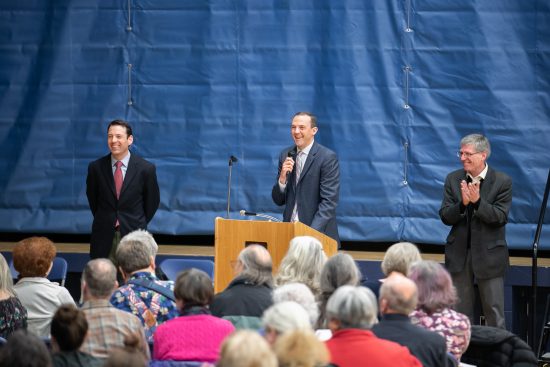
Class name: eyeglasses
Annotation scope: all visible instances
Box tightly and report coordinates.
[456,151,482,158]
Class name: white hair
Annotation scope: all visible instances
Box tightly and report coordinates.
[273,282,319,327]
[262,301,312,334]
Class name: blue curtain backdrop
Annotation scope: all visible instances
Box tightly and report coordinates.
[0,0,548,248]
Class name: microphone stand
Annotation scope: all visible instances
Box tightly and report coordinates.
[226,155,238,218]
[531,168,550,348]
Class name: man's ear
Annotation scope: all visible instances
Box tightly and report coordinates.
[379,298,389,313]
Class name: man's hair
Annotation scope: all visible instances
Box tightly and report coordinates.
[174,268,214,307]
[273,282,319,327]
[408,260,457,313]
[82,259,117,298]
[116,231,156,274]
[108,119,133,137]
[326,286,378,330]
[381,242,422,276]
[218,330,277,367]
[50,304,88,351]
[460,133,491,158]
[0,330,52,367]
[275,236,327,294]
[237,245,273,287]
[379,274,418,315]
[12,237,56,278]
[293,111,317,128]
[262,301,312,334]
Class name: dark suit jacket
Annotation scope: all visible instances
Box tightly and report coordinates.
[439,166,512,279]
[372,314,448,367]
[271,142,340,241]
[86,153,160,259]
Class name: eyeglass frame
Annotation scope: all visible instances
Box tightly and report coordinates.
[456,150,483,159]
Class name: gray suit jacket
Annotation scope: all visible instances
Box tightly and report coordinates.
[439,166,512,279]
[272,142,340,242]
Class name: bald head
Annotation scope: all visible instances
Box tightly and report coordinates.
[237,245,273,286]
[379,272,418,315]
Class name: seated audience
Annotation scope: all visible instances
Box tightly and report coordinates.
[153,268,234,362]
[316,253,361,328]
[381,241,422,277]
[0,329,52,367]
[210,245,273,329]
[274,329,330,367]
[274,236,327,296]
[103,333,148,367]
[408,260,471,361]
[262,301,311,345]
[273,282,319,327]
[110,230,178,341]
[325,285,421,367]
[217,330,277,367]
[79,259,149,360]
[12,237,75,337]
[0,253,27,339]
[372,272,448,367]
[50,304,102,367]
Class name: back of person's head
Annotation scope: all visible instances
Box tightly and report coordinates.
[237,245,273,287]
[103,332,148,367]
[0,329,52,367]
[408,260,457,313]
[275,236,327,294]
[273,329,330,367]
[273,282,319,327]
[174,268,213,308]
[116,231,156,274]
[326,285,378,330]
[381,241,422,276]
[82,259,117,299]
[12,237,56,278]
[379,272,418,315]
[50,304,88,352]
[119,229,158,257]
[262,301,312,335]
[217,330,277,367]
[0,253,14,294]
[319,253,361,295]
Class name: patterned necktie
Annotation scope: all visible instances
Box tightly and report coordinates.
[295,151,304,184]
[114,161,123,199]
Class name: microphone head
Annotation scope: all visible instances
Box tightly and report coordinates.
[287,147,297,160]
[239,210,246,216]
[230,155,238,163]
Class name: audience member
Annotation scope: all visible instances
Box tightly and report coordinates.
[79,259,149,359]
[210,245,273,329]
[325,285,421,367]
[408,260,471,361]
[153,268,234,362]
[0,329,52,367]
[50,304,102,367]
[0,253,27,339]
[316,253,361,328]
[110,230,178,341]
[103,333,148,367]
[12,237,75,337]
[262,301,311,345]
[381,241,422,276]
[273,282,319,327]
[217,330,277,367]
[372,272,448,367]
[274,236,327,295]
[274,329,330,367]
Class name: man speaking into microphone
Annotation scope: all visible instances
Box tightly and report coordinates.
[271,112,340,242]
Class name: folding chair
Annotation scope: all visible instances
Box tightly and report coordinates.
[159,258,214,281]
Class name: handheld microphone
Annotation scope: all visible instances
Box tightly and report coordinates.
[286,146,297,179]
[240,209,281,222]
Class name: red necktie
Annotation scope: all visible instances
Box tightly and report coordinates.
[114,161,123,199]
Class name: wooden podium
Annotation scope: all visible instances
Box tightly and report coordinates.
[214,217,337,293]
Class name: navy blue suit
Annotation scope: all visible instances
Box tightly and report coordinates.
[86,153,160,259]
[272,141,340,242]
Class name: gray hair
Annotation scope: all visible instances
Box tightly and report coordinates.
[461,133,491,158]
[238,245,273,287]
[0,253,14,296]
[326,286,378,330]
[262,301,312,334]
[117,229,158,257]
[273,282,319,327]
[381,242,422,276]
[82,259,117,298]
[275,236,327,294]
[116,232,154,274]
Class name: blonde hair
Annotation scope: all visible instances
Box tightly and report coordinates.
[218,330,277,367]
[381,242,422,276]
[274,329,330,367]
[0,253,15,296]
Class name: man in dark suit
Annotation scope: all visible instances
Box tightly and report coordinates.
[372,273,449,367]
[272,112,340,241]
[440,133,512,329]
[86,119,160,260]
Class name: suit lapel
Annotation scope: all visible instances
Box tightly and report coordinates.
[480,166,494,198]
[101,155,117,198]
[297,142,319,185]
[120,155,138,198]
